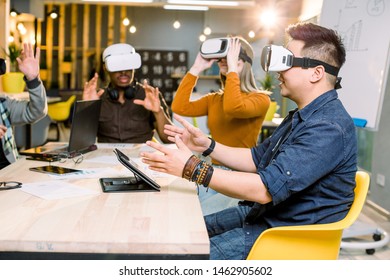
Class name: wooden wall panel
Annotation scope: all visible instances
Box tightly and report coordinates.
[58,4,65,88]
[95,5,102,77]
[120,6,127,42]
[70,4,78,89]
[82,4,90,85]
[45,3,54,88]
[107,6,114,47]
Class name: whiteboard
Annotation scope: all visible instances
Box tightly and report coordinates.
[320,0,390,129]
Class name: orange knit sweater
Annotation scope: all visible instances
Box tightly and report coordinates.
[171,72,270,150]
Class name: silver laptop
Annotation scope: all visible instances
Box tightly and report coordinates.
[20,99,101,158]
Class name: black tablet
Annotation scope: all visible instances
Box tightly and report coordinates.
[29,165,82,175]
[112,148,160,192]
[99,177,158,192]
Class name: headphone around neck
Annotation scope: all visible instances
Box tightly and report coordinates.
[106,80,138,101]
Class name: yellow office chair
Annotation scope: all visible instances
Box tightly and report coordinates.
[47,95,77,141]
[246,171,370,260]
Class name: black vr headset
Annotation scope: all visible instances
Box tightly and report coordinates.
[200,37,252,65]
[261,45,342,89]
[0,59,6,76]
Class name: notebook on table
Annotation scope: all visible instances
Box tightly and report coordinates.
[20,99,101,160]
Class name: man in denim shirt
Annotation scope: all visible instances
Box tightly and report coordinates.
[140,22,357,259]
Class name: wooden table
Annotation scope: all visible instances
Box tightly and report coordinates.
[0,144,210,259]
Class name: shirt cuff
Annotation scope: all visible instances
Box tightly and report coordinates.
[23,76,41,89]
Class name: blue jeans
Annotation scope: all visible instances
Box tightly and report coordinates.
[204,205,251,260]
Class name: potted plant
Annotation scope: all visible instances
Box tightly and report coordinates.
[1,43,26,93]
[259,72,275,93]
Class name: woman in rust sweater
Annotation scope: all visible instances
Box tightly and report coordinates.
[171,37,270,215]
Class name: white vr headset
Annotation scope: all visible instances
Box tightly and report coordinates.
[200,37,252,64]
[200,37,230,59]
[261,44,342,89]
[103,43,141,72]
[261,44,340,76]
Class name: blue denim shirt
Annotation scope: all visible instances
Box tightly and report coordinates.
[243,89,357,256]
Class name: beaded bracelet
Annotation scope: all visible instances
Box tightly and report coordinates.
[182,155,214,192]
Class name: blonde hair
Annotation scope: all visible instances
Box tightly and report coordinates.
[220,36,270,95]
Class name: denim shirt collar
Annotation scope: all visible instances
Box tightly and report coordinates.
[294,89,338,125]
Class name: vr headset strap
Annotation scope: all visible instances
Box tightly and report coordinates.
[292,57,340,77]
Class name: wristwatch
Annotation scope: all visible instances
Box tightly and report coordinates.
[202,137,215,157]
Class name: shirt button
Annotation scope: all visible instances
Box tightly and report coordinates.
[286,171,291,176]
[246,232,250,235]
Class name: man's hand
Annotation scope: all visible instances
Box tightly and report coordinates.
[133,79,161,113]
[16,43,40,81]
[141,135,194,177]
[163,114,210,153]
[0,125,7,140]
[83,73,104,100]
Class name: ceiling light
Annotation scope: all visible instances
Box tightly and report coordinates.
[129,25,137,33]
[122,17,130,26]
[260,9,277,27]
[199,34,206,42]
[8,35,15,43]
[168,1,238,6]
[47,8,59,19]
[173,20,181,29]
[203,26,212,35]
[82,0,153,2]
[10,8,20,17]
[164,5,209,11]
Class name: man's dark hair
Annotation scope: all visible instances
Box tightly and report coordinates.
[286,22,346,70]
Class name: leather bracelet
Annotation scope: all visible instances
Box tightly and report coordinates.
[202,137,215,157]
[202,165,214,188]
[182,155,201,181]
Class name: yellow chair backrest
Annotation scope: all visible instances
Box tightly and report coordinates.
[246,171,370,260]
[47,95,77,122]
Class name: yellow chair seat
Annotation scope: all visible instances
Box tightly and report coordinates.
[47,95,77,122]
[47,95,77,141]
[246,171,370,260]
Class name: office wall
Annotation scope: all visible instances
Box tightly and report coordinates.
[369,68,390,214]
[38,4,282,90]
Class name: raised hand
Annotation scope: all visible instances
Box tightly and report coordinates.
[188,53,216,76]
[164,114,210,153]
[141,135,194,177]
[83,73,104,100]
[16,43,40,81]
[226,37,241,73]
[0,125,7,140]
[133,79,161,113]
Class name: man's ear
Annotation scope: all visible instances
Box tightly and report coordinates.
[310,65,325,83]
